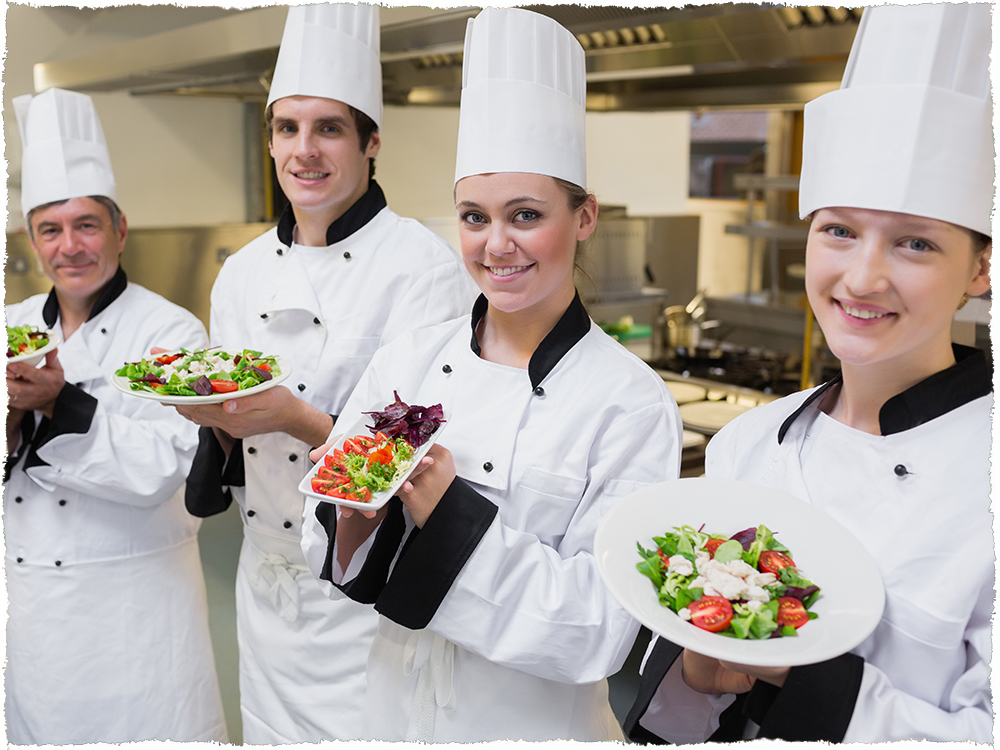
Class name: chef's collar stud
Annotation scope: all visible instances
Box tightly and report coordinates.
[483,461,494,473]
[894,464,909,477]
[343,251,352,261]
[247,446,257,454]
[442,364,452,374]
[276,248,284,256]
[100,328,107,334]
[533,386,545,397]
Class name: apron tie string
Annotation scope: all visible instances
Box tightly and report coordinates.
[402,629,456,742]
[248,551,309,623]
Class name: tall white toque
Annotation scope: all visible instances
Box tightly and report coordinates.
[799,3,993,235]
[267,2,383,128]
[454,7,587,189]
[14,88,118,218]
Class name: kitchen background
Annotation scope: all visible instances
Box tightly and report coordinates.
[4,4,992,743]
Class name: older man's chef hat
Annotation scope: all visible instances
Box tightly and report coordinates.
[455,7,587,188]
[14,88,118,218]
[267,3,382,128]
[799,3,993,236]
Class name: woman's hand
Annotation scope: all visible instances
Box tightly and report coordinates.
[399,443,456,528]
[682,649,790,695]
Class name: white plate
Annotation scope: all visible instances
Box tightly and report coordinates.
[665,381,708,405]
[681,429,707,450]
[595,477,885,667]
[679,400,752,432]
[299,408,450,511]
[112,354,292,405]
[7,328,61,366]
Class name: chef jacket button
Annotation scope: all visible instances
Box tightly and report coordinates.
[343,251,352,260]
[100,328,107,334]
[58,499,67,506]
[298,383,306,392]
[533,386,545,397]
[14,496,22,503]
[76,382,84,388]
[16,558,22,564]
[442,364,452,374]
[247,510,256,517]
[55,560,62,567]
[276,248,284,256]
[260,313,269,319]
[288,454,297,462]
[894,464,909,477]
[283,521,293,529]
[313,317,321,325]
[247,446,257,454]
[483,461,493,473]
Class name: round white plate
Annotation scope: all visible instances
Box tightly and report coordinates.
[681,429,707,450]
[679,400,752,432]
[595,477,885,667]
[299,408,450,511]
[666,381,708,405]
[112,355,292,405]
[7,328,61,367]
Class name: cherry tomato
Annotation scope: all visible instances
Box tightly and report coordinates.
[776,597,809,629]
[210,379,239,394]
[703,538,725,558]
[688,596,734,633]
[256,361,271,372]
[657,549,671,567]
[758,550,796,575]
[343,438,366,455]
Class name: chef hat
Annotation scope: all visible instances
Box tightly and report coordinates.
[799,3,993,236]
[14,88,118,218]
[455,7,587,188]
[267,3,382,128]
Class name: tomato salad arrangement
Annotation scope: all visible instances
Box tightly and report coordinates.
[7,325,51,358]
[308,392,446,505]
[637,525,820,639]
[115,347,282,397]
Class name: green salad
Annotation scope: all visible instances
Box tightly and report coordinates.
[7,325,50,358]
[115,347,281,397]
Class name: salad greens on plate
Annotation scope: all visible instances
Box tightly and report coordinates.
[115,347,281,397]
[7,325,50,358]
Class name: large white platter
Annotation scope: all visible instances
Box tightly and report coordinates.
[7,328,61,367]
[112,354,292,405]
[299,408,449,512]
[595,477,885,667]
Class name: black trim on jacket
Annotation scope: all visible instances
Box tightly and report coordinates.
[42,267,128,328]
[276,180,388,247]
[469,290,592,389]
[778,345,991,443]
[623,637,683,744]
[15,384,99,477]
[185,427,243,517]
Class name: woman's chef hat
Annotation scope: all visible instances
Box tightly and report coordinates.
[267,2,382,128]
[455,7,587,188]
[14,88,118,218]
[799,3,993,236]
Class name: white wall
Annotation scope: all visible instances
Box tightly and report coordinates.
[5,5,248,231]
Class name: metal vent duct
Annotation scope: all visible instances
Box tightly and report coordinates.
[33,4,861,111]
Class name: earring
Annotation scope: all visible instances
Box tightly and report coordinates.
[958,293,970,310]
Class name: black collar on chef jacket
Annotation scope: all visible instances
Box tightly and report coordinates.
[469,289,592,390]
[42,266,128,328]
[276,179,388,247]
[777,344,992,443]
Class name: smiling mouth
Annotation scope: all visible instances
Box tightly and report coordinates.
[838,301,891,320]
[295,171,329,180]
[486,264,533,277]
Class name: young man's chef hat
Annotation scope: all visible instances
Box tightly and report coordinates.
[455,7,587,188]
[267,2,382,128]
[799,3,993,236]
[14,88,118,218]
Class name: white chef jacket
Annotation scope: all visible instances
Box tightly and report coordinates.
[189,182,476,743]
[628,346,993,744]
[4,270,228,745]
[301,293,684,742]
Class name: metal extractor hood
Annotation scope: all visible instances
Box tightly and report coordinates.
[34,4,862,111]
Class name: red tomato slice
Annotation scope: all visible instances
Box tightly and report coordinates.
[343,438,365,455]
[155,353,182,365]
[256,361,271,372]
[356,436,377,451]
[776,597,809,629]
[688,596,734,633]
[758,550,796,575]
[703,538,725,558]
[324,449,348,469]
[316,466,347,481]
[311,477,335,494]
[374,431,392,444]
[211,379,239,394]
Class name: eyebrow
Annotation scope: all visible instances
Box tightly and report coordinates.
[36,214,103,230]
[274,116,352,130]
[456,196,547,210]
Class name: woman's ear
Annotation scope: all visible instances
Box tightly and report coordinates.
[576,195,599,242]
[967,243,991,298]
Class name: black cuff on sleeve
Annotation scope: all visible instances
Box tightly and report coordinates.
[185,427,242,517]
[35,383,97,447]
[4,412,37,482]
[375,477,498,629]
[624,636,684,744]
[316,496,408,604]
[756,652,864,741]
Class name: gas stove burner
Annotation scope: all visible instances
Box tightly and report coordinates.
[650,343,800,396]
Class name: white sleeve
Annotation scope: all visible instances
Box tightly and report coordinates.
[379,261,476,347]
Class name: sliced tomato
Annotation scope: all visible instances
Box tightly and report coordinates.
[355,435,377,451]
[348,486,372,503]
[703,538,726,558]
[374,431,392,443]
[316,465,347,481]
[776,597,809,629]
[311,477,335,494]
[256,361,271,372]
[325,449,349,469]
[155,353,182,365]
[688,596,733,633]
[758,550,796,575]
[210,379,239,394]
[343,438,365,455]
